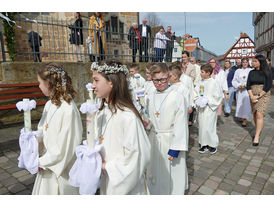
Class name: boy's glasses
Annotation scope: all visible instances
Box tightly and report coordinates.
[152,77,168,84]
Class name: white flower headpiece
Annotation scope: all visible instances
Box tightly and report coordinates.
[49,67,67,87]
[90,62,129,76]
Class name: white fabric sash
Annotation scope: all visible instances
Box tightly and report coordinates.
[18,128,40,174]
[69,140,102,195]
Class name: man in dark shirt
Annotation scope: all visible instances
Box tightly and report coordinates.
[27,30,42,62]
[164,26,175,62]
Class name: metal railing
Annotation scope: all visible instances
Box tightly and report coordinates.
[1,16,181,63]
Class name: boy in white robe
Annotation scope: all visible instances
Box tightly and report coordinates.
[33,63,83,195]
[91,60,151,195]
[194,64,223,154]
[129,63,146,91]
[147,63,188,195]
[169,64,194,110]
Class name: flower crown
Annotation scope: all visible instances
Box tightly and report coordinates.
[90,62,129,75]
[49,67,67,87]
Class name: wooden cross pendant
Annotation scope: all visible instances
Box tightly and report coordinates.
[99,135,104,144]
[155,112,160,118]
[45,124,49,131]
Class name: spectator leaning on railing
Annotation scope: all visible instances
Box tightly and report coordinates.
[153,27,170,62]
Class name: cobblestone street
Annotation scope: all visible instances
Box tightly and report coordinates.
[0,96,273,195]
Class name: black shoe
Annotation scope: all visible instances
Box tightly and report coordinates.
[252,142,259,146]
[208,146,217,154]
[224,113,230,117]
[241,123,247,127]
[198,146,208,154]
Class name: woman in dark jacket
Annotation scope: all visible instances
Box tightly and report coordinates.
[68,12,83,62]
[247,55,272,146]
[128,23,141,62]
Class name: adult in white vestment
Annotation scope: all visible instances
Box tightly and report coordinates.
[232,57,252,126]
[208,57,229,116]
[33,63,83,195]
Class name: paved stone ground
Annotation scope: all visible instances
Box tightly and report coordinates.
[0,96,273,195]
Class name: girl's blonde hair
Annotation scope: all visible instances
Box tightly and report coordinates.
[38,62,76,106]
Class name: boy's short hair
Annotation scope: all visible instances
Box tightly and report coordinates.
[145,62,156,71]
[129,63,139,71]
[201,64,213,75]
[150,63,169,77]
[171,61,182,68]
[169,65,182,78]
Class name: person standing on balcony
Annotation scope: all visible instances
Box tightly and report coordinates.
[27,29,42,62]
[138,18,151,62]
[164,26,175,62]
[89,12,106,61]
[128,23,141,63]
[153,27,170,62]
[68,12,83,62]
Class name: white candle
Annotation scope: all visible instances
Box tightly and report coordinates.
[88,90,94,104]
[23,98,31,132]
[86,99,95,148]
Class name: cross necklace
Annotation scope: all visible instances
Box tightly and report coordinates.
[45,104,59,131]
[153,89,172,118]
[99,108,113,144]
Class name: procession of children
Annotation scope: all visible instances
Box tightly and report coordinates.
[24,52,272,195]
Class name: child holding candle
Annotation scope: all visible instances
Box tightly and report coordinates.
[194,64,223,154]
[91,60,151,195]
[32,62,83,195]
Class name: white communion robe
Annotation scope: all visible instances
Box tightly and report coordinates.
[147,87,189,195]
[212,69,228,97]
[194,78,223,148]
[95,105,151,195]
[32,100,83,195]
[130,74,146,91]
[171,82,193,109]
[232,68,253,119]
[179,73,195,108]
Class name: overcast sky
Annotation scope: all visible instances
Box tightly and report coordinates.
[140,12,254,56]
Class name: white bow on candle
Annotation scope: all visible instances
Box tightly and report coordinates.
[80,102,99,115]
[196,96,209,108]
[16,99,36,111]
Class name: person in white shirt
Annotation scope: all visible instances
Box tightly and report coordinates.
[138,18,151,62]
[153,27,170,62]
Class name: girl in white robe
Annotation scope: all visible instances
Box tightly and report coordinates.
[33,62,83,195]
[91,60,151,195]
[194,64,223,154]
[147,63,189,195]
[232,57,252,126]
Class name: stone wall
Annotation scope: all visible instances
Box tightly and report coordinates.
[0,61,149,126]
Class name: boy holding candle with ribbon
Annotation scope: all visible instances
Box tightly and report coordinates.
[146,63,189,195]
[91,60,151,195]
[194,64,223,154]
[32,62,83,195]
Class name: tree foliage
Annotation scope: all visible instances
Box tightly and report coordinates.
[1,12,17,61]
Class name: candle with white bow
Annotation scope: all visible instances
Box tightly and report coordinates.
[16,98,36,132]
[81,83,98,148]
[23,99,31,132]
